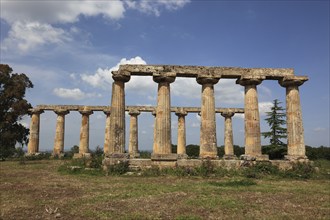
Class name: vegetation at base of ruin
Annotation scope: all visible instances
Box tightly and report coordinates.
[1,160,329,220]
[0,64,33,160]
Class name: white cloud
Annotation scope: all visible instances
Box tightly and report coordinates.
[1,1,190,53]
[1,21,71,53]
[313,127,327,132]
[259,101,273,116]
[53,88,101,100]
[82,56,147,90]
[129,0,190,16]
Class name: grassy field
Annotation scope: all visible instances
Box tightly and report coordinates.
[1,160,329,220]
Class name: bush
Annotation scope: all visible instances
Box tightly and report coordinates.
[196,160,215,177]
[107,160,129,175]
[281,162,315,179]
[186,145,200,158]
[262,145,287,159]
[139,151,151,159]
[243,162,279,178]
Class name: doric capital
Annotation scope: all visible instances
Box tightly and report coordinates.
[103,110,111,115]
[153,72,176,83]
[79,107,93,115]
[236,76,265,86]
[196,76,219,85]
[112,71,131,82]
[128,109,140,116]
[54,109,69,115]
[279,76,308,88]
[29,108,44,115]
[175,108,188,117]
[152,110,157,116]
[221,111,235,118]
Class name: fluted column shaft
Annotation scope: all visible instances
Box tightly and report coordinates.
[109,74,130,154]
[280,78,307,159]
[129,110,140,158]
[53,109,69,156]
[197,77,219,159]
[153,75,175,155]
[103,110,111,155]
[175,109,188,156]
[237,78,264,158]
[221,112,236,159]
[79,110,93,155]
[27,109,44,154]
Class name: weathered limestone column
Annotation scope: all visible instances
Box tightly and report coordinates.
[279,76,308,160]
[175,108,188,158]
[109,73,130,155]
[220,111,237,160]
[152,110,157,151]
[77,108,93,157]
[196,76,220,159]
[103,110,111,155]
[27,109,44,154]
[128,109,140,158]
[52,109,69,156]
[237,76,268,160]
[152,72,176,160]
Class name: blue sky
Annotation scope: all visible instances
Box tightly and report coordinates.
[1,0,329,151]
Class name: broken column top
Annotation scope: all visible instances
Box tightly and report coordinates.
[115,64,303,80]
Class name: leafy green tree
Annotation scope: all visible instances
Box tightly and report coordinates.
[262,99,287,147]
[0,64,33,159]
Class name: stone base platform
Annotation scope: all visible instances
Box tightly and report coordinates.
[102,157,311,171]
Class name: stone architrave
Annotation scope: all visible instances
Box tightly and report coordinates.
[152,72,176,160]
[27,109,44,154]
[103,110,111,155]
[52,109,69,156]
[279,76,308,160]
[236,76,268,160]
[175,108,188,158]
[128,109,140,158]
[196,76,220,159]
[78,108,93,156]
[220,111,237,160]
[108,73,130,155]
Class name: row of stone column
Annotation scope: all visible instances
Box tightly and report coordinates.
[107,72,307,160]
[27,74,307,161]
[27,105,237,159]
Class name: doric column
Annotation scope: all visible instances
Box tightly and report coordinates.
[196,76,220,159]
[237,76,268,160]
[27,109,44,154]
[103,110,111,155]
[279,76,308,160]
[152,73,176,160]
[175,108,188,158]
[128,109,140,158]
[52,109,69,156]
[109,73,130,155]
[78,108,93,156]
[220,111,237,159]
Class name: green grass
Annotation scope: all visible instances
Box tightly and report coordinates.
[1,160,329,219]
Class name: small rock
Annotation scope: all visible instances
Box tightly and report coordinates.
[55,213,61,218]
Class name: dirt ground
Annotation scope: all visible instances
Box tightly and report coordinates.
[1,160,329,220]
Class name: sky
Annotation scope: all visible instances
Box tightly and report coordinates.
[1,0,329,152]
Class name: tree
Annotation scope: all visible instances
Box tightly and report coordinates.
[262,99,287,147]
[0,64,33,159]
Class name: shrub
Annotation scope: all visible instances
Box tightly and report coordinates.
[196,159,215,177]
[139,151,151,159]
[281,162,315,179]
[243,162,279,178]
[107,160,129,175]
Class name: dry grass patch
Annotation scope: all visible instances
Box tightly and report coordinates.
[1,160,329,219]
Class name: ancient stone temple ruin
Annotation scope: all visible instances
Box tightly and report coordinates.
[27,65,308,168]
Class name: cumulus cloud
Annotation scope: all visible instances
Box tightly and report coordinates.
[81,56,147,90]
[1,21,71,53]
[259,101,273,116]
[313,127,327,132]
[53,88,101,100]
[0,1,190,52]
[128,0,190,16]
